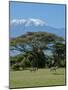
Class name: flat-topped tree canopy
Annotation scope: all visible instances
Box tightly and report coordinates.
[10,32,64,52]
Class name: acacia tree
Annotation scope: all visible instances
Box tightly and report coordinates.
[51,42,66,67]
[10,32,64,68]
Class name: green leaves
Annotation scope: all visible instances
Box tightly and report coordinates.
[10,32,64,52]
[10,32,65,69]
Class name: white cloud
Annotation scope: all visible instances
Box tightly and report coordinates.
[10,18,46,26]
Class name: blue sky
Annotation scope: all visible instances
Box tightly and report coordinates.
[10,2,65,56]
[10,1,65,28]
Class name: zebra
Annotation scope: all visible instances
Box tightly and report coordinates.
[49,60,58,72]
[30,67,38,72]
[50,66,58,72]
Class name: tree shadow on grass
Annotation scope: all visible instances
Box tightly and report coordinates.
[52,72,64,75]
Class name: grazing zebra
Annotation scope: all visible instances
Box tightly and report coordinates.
[50,66,58,72]
[49,60,58,72]
[30,67,38,72]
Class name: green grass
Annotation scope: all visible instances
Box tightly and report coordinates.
[10,68,66,88]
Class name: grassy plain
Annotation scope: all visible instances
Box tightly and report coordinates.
[10,68,66,88]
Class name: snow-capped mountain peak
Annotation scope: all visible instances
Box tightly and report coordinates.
[10,18,46,26]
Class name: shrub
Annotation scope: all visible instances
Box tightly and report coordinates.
[12,63,20,70]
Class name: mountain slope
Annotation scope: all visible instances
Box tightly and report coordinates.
[10,18,65,38]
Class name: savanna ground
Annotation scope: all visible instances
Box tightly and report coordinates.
[10,68,66,88]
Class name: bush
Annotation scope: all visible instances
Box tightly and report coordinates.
[59,59,66,67]
[12,63,20,70]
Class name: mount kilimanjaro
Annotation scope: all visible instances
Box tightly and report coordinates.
[10,18,65,38]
